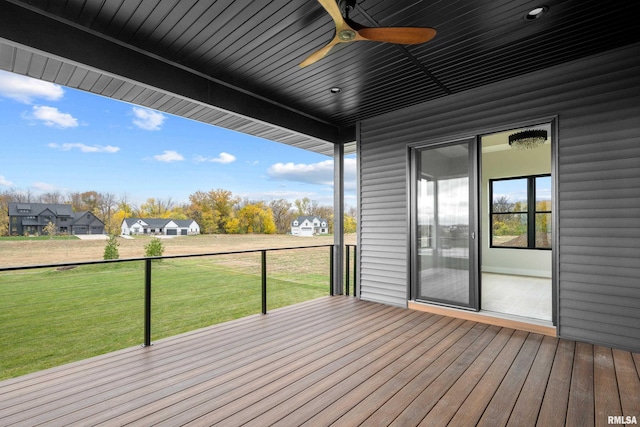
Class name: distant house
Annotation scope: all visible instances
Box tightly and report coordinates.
[290,216,328,236]
[7,202,105,236]
[121,218,200,236]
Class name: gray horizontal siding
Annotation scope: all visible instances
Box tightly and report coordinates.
[359,42,640,352]
[358,128,408,307]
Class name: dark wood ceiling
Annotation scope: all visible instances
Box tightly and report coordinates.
[1,0,639,152]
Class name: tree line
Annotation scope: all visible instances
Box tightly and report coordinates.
[0,189,357,236]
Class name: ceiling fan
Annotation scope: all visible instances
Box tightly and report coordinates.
[300,0,437,68]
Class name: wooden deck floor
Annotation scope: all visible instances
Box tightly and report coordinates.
[1,296,639,426]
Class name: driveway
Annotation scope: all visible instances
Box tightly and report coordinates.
[74,234,109,240]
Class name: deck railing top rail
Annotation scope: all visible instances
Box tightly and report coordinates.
[0,244,335,272]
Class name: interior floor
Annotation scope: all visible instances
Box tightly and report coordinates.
[481,272,552,321]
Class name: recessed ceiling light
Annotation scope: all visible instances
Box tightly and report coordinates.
[525,6,548,21]
[330,87,342,94]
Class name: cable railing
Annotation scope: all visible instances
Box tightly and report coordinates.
[1,244,361,380]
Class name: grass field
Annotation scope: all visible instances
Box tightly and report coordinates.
[0,234,356,380]
[0,233,355,267]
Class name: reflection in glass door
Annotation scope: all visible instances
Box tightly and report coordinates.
[414,140,477,309]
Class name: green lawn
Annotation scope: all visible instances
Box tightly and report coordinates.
[0,248,332,380]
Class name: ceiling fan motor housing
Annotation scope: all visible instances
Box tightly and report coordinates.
[338,0,357,16]
[339,29,357,40]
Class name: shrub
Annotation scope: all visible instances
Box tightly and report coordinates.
[144,237,165,257]
[103,235,120,260]
[44,221,57,238]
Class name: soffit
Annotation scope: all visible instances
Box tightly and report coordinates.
[1,0,639,154]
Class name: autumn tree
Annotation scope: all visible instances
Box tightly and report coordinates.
[39,191,65,204]
[136,197,175,218]
[97,192,118,234]
[269,198,295,234]
[236,202,276,234]
[170,204,187,219]
[295,197,317,216]
[112,199,134,234]
[343,213,357,234]
[210,189,240,232]
[186,191,220,234]
[313,205,333,228]
[9,189,33,203]
[186,189,240,234]
[69,191,100,214]
[0,191,11,236]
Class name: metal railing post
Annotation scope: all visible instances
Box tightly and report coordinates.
[345,245,350,296]
[144,258,152,347]
[354,245,358,298]
[329,245,334,296]
[261,250,267,315]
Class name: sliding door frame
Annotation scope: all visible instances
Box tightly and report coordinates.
[408,137,480,310]
[407,116,558,325]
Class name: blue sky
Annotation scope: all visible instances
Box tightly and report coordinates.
[492,176,551,205]
[0,70,356,209]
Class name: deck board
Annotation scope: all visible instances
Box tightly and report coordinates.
[536,338,575,427]
[613,349,640,417]
[1,296,639,426]
[478,333,544,426]
[567,341,595,427]
[507,335,557,426]
[594,346,622,427]
[362,324,500,426]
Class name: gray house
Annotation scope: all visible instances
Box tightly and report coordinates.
[8,202,105,236]
[1,1,638,356]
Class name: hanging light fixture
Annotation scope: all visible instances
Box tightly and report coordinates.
[508,129,548,150]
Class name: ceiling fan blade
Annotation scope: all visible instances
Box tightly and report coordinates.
[358,27,436,44]
[317,0,345,27]
[300,40,340,68]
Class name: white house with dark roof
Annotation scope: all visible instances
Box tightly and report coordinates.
[290,216,328,237]
[121,218,200,236]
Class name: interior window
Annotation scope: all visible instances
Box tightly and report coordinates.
[490,175,551,249]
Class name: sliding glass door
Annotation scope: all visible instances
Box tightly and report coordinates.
[413,139,478,309]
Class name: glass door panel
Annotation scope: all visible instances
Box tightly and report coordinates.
[415,140,477,309]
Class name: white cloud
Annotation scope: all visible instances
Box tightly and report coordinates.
[266,158,357,189]
[259,190,321,200]
[0,175,14,187]
[194,152,237,164]
[267,159,334,186]
[211,152,236,164]
[0,71,64,104]
[48,143,120,153]
[153,150,184,162]
[25,106,79,128]
[132,107,166,131]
